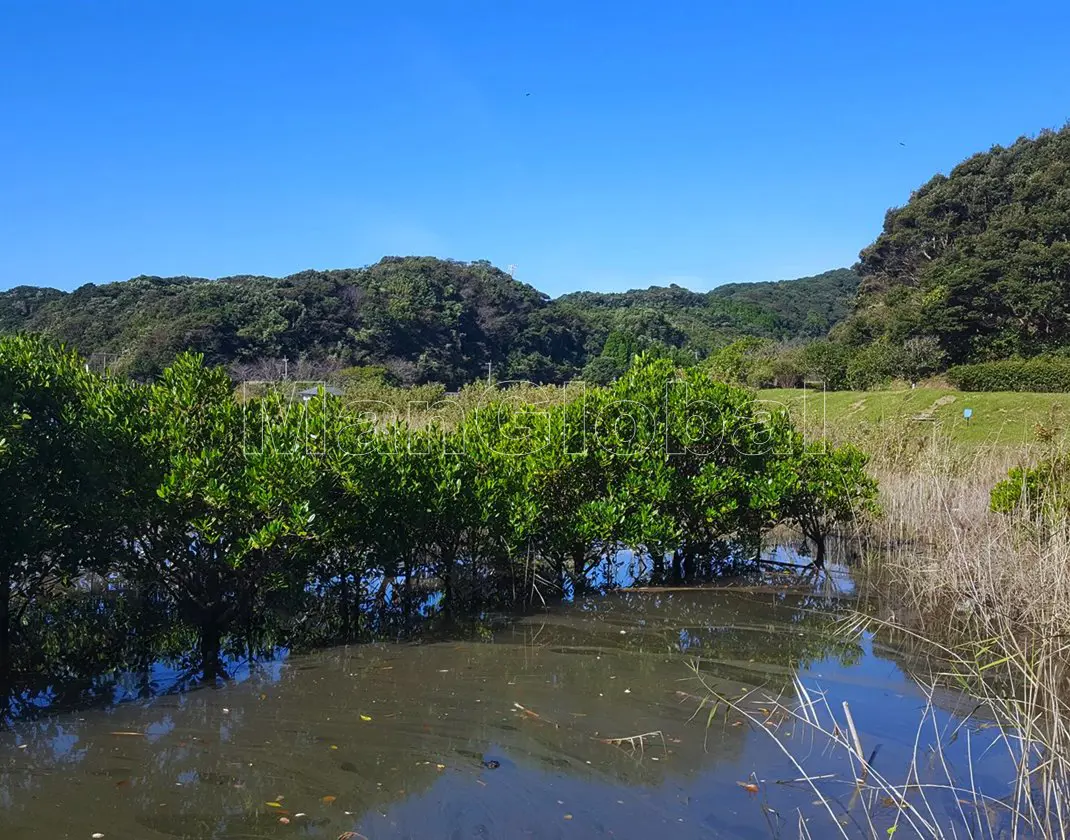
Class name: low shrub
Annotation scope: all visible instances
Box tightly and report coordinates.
[947,358,1070,392]
[991,456,1070,518]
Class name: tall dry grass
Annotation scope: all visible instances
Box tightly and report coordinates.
[693,638,1070,839]
[855,421,1070,644]
[693,422,1070,838]
[690,411,1070,835]
[780,422,1070,837]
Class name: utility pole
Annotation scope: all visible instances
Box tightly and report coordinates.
[486,361,493,384]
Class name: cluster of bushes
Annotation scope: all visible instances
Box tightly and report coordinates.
[0,335,878,685]
[947,358,1070,393]
[701,336,947,391]
[991,456,1070,519]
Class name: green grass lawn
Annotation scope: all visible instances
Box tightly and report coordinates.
[759,387,1070,449]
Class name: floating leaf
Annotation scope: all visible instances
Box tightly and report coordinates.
[266,801,283,808]
[321,795,337,805]
[360,714,372,722]
[736,781,759,794]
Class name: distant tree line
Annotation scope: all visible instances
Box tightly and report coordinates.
[0,258,858,388]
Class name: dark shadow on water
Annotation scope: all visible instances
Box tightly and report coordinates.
[0,542,854,725]
[0,549,1020,840]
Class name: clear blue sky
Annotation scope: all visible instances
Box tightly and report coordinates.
[2,1,1069,296]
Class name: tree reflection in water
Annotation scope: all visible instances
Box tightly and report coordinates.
[0,572,900,839]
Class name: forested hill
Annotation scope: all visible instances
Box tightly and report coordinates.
[0,257,857,386]
[840,124,1070,365]
[559,268,858,341]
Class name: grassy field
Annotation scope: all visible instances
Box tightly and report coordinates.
[760,387,1070,450]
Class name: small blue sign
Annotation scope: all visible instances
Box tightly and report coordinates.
[963,408,973,420]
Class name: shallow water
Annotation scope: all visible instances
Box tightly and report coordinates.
[0,577,1014,839]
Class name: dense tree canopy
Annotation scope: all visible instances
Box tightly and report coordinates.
[0,258,858,387]
[842,124,1070,366]
[0,337,877,693]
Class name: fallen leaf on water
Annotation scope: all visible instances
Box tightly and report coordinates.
[278,817,290,825]
[265,801,283,808]
[360,714,372,722]
[321,795,337,805]
[330,745,339,750]
[435,764,445,770]
[92,834,105,839]
[736,781,760,794]
[108,731,145,737]
[563,814,573,820]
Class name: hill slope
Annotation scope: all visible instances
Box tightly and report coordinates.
[842,124,1070,365]
[0,258,858,385]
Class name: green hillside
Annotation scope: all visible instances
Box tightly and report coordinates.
[841,124,1070,366]
[0,258,858,385]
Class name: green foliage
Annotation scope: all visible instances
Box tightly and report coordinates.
[133,353,322,674]
[947,358,1070,392]
[776,443,879,565]
[801,340,852,390]
[0,335,143,671]
[898,337,946,385]
[991,457,1070,518]
[847,124,1070,366]
[0,338,880,683]
[844,342,899,390]
[790,336,947,392]
[703,337,772,386]
[0,258,859,386]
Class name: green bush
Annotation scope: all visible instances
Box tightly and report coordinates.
[991,457,1070,518]
[947,359,1070,392]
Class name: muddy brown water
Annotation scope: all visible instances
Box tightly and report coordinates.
[0,581,1012,839]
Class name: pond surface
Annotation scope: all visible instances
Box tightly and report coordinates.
[0,575,1014,839]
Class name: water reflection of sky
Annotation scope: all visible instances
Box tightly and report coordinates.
[0,575,1016,840]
